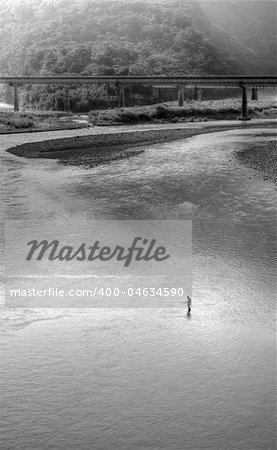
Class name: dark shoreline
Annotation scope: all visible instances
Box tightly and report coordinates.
[6,121,277,176]
[7,125,233,163]
[235,140,277,183]
[5,122,272,158]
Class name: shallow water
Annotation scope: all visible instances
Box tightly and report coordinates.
[1,127,276,449]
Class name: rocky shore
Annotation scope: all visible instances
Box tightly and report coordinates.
[235,140,277,183]
[6,125,231,166]
[4,119,276,172]
[6,121,275,165]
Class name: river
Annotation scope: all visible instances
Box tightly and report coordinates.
[1,125,276,449]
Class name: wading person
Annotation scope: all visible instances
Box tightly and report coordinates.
[187,296,192,314]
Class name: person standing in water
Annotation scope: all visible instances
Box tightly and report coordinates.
[187,296,192,314]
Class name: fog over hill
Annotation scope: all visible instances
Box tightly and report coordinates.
[0,0,275,109]
[200,0,276,75]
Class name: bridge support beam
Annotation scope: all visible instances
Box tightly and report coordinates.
[194,86,201,101]
[178,86,184,107]
[251,87,258,101]
[14,85,19,112]
[10,84,20,112]
[64,88,70,112]
[153,87,159,98]
[239,85,250,120]
[119,86,125,107]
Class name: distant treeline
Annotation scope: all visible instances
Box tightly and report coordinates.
[0,0,275,111]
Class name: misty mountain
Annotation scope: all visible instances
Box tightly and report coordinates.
[199,0,276,75]
[0,0,275,109]
[0,0,275,77]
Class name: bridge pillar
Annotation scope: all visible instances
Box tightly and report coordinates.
[178,86,184,107]
[10,84,20,112]
[251,87,258,101]
[153,87,159,98]
[239,85,250,120]
[119,86,125,107]
[64,88,70,112]
[194,86,201,101]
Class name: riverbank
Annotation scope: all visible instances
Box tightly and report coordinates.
[0,111,90,133]
[5,119,276,169]
[89,98,277,125]
[235,140,277,183]
[7,125,233,160]
[1,97,276,134]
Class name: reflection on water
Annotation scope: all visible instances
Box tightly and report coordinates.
[1,127,276,449]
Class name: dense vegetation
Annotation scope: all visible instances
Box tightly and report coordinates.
[88,98,277,125]
[0,110,89,132]
[0,0,275,111]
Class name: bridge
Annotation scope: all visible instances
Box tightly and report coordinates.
[0,75,276,119]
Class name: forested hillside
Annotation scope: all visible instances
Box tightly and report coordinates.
[0,0,275,110]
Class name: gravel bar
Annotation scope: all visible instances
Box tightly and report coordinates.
[235,140,277,183]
